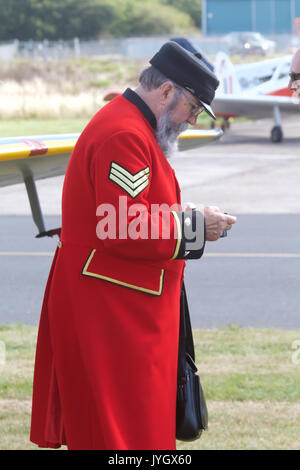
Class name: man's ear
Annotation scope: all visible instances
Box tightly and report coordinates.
[159,81,176,104]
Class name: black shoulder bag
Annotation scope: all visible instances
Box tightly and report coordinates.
[176,283,208,441]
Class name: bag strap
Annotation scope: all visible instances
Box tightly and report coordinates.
[181,282,195,361]
[177,282,195,382]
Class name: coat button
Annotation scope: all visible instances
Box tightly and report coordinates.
[184,217,191,227]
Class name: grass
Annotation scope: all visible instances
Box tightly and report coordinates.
[0,57,142,120]
[0,118,90,137]
[0,50,243,132]
[0,114,249,141]
[0,57,141,92]
[0,56,222,126]
[0,324,299,450]
[0,55,257,123]
[0,113,214,139]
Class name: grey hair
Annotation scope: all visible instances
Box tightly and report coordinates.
[139,65,182,93]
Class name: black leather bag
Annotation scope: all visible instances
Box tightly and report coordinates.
[176,283,208,441]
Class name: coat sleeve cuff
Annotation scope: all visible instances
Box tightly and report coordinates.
[170,210,206,260]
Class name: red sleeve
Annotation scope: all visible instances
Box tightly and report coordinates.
[91,131,180,261]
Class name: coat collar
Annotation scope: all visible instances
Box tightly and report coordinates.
[123,88,157,130]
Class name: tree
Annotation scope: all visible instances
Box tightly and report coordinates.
[161,0,202,28]
[0,0,36,40]
[0,0,117,40]
[0,0,199,41]
[109,0,193,36]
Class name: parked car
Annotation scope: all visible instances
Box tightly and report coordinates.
[222,32,276,56]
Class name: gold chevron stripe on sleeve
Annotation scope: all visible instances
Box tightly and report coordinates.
[109,174,149,198]
[110,167,149,188]
[109,162,150,198]
[111,162,149,181]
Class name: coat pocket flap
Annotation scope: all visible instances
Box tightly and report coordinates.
[81,249,165,296]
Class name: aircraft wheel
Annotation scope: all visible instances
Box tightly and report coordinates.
[271,126,283,143]
[222,118,230,129]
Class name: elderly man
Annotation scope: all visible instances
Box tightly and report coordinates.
[288,47,300,96]
[30,41,236,450]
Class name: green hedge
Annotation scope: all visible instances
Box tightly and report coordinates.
[0,0,201,41]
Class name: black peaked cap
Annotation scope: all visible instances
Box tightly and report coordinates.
[170,37,215,72]
[150,41,219,119]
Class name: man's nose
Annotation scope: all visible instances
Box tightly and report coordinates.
[187,115,197,125]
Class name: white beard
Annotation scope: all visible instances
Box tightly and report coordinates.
[292,81,300,99]
[155,105,189,158]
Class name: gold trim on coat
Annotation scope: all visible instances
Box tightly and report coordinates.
[82,249,164,296]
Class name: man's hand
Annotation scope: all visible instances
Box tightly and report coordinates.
[203,206,237,241]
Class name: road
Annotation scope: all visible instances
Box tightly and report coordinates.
[0,116,299,328]
[0,214,299,329]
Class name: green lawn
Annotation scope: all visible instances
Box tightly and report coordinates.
[0,115,214,138]
[0,118,90,137]
[0,114,247,140]
[0,324,299,450]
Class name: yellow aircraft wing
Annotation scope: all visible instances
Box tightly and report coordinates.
[177,128,223,151]
[0,129,222,236]
[0,134,78,187]
[0,129,222,187]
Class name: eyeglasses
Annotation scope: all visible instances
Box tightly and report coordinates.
[180,88,205,118]
[289,72,300,82]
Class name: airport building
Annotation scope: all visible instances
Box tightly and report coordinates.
[202,0,300,35]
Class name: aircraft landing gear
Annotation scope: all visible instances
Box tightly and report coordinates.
[221,117,230,132]
[22,169,61,238]
[211,117,230,131]
[271,105,283,143]
[271,125,283,143]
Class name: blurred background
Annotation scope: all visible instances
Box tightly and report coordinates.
[1,0,300,121]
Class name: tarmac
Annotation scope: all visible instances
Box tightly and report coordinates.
[171,115,300,215]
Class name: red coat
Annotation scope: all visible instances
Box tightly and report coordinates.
[30,91,203,450]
